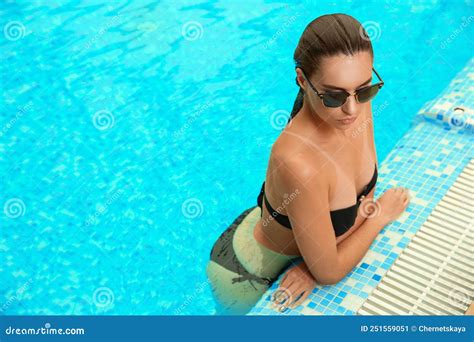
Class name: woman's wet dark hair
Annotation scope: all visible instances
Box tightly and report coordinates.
[288,14,374,122]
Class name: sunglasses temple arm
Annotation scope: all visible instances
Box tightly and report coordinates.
[372,67,384,85]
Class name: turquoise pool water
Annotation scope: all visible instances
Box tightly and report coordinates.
[1,0,472,315]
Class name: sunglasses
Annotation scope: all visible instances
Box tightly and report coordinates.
[300,67,384,108]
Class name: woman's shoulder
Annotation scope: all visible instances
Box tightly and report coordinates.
[269,136,333,191]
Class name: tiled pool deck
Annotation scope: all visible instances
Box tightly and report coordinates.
[249,58,473,316]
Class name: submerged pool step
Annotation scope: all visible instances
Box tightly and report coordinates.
[358,159,474,315]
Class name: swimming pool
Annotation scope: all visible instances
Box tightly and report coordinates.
[0,0,472,315]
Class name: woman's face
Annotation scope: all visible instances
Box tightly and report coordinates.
[297,51,373,131]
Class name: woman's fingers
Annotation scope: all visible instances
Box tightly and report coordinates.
[289,290,310,309]
[279,272,291,289]
[272,285,292,305]
[287,283,313,308]
[272,275,294,303]
[275,283,303,309]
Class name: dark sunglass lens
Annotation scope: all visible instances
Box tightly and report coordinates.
[323,92,348,108]
[357,85,380,103]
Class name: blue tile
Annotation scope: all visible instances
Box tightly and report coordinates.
[372,274,382,281]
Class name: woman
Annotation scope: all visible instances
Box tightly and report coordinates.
[206,13,410,315]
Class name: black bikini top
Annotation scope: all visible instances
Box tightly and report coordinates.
[257,164,378,237]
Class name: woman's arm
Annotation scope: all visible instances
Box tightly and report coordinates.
[279,154,388,285]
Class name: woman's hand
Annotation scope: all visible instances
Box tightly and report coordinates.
[375,187,411,225]
[271,262,316,311]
